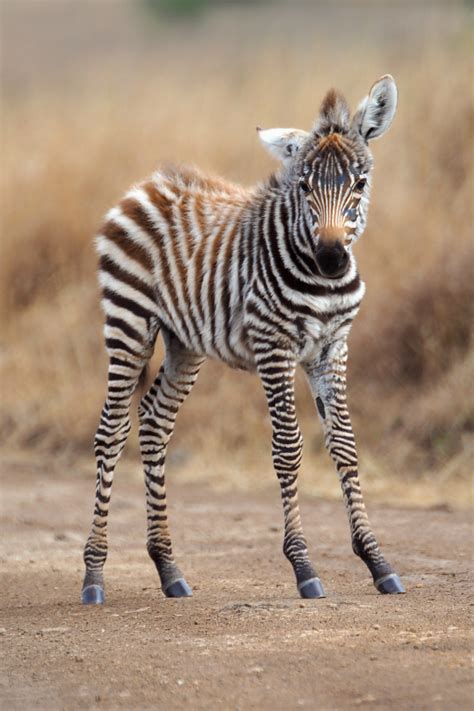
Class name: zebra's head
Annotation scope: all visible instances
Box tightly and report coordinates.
[258,75,398,279]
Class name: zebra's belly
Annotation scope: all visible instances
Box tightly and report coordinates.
[158,310,256,371]
[203,332,256,371]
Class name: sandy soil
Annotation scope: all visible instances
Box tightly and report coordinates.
[1,455,472,710]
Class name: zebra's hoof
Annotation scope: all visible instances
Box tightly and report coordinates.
[298,577,326,599]
[163,578,193,598]
[81,584,105,605]
[375,573,405,595]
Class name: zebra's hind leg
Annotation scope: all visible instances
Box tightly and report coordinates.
[138,332,205,598]
[82,352,149,605]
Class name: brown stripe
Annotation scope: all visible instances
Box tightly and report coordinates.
[101,220,153,271]
[120,197,159,241]
[178,195,194,260]
[143,182,195,344]
[120,196,176,328]
[142,182,173,220]
[99,255,156,304]
[193,194,207,236]
[193,238,206,323]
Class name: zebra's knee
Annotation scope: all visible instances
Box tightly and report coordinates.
[295,430,304,460]
[138,407,171,459]
[94,407,131,454]
[138,390,157,423]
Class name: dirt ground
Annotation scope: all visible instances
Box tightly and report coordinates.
[1,454,472,710]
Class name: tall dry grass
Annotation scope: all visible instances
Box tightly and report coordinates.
[1,1,473,507]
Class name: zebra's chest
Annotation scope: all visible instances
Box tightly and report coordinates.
[294,295,362,364]
[295,316,348,363]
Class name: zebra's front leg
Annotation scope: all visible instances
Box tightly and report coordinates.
[139,335,204,598]
[256,347,325,599]
[304,340,405,595]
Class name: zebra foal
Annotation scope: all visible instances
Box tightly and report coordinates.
[82,75,405,604]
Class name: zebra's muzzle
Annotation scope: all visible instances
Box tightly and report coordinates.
[314,241,349,279]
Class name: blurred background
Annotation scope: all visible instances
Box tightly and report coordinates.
[1,0,473,508]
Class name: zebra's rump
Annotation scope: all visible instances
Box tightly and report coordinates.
[95,170,256,364]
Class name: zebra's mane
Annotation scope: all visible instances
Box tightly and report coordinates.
[152,162,302,212]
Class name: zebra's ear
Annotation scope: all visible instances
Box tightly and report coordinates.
[352,75,398,141]
[257,126,309,164]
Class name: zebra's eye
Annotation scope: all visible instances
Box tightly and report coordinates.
[300,180,311,193]
[354,178,367,192]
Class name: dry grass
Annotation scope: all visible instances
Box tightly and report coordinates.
[1,1,473,508]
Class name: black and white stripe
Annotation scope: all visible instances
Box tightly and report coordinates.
[82,75,405,604]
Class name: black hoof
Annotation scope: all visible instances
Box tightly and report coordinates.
[375,573,405,595]
[298,577,326,599]
[81,584,105,605]
[163,577,193,598]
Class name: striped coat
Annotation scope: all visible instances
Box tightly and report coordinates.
[82,75,405,605]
